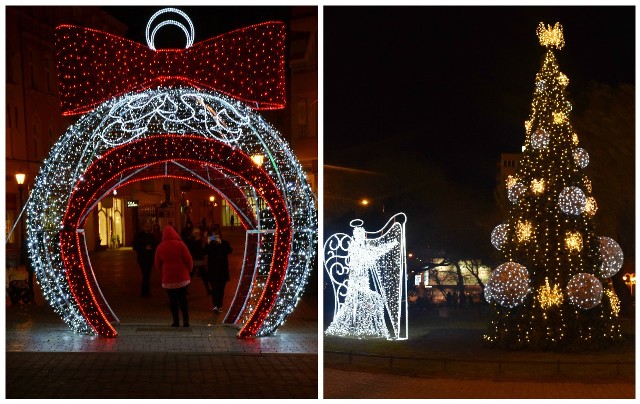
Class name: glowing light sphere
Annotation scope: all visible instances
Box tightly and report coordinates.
[516,220,533,243]
[531,129,550,149]
[598,236,624,279]
[557,72,569,87]
[505,175,518,190]
[488,262,530,308]
[558,186,586,215]
[584,197,598,216]
[508,182,527,204]
[572,148,589,168]
[536,79,547,92]
[530,178,545,195]
[491,223,509,250]
[553,111,567,125]
[566,273,603,310]
[565,230,583,253]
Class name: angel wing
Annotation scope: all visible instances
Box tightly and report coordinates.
[323,232,352,319]
[366,213,408,340]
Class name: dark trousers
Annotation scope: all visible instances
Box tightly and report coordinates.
[211,280,227,308]
[166,285,189,326]
[139,261,153,296]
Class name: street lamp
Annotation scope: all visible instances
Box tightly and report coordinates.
[622,273,635,297]
[209,196,215,228]
[251,154,265,167]
[15,173,26,244]
[360,198,369,206]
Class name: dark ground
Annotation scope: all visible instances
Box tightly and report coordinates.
[324,304,635,383]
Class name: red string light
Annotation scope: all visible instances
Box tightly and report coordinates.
[60,135,291,337]
[55,21,286,116]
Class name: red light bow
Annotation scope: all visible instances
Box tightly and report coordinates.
[55,21,286,116]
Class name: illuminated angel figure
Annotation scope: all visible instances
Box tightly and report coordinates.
[325,213,408,340]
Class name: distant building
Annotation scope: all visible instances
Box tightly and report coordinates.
[495,152,522,213]
[411,259,492,306]
[5,6,127,264]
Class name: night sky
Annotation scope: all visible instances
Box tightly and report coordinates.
[324,6,635,195]
[102,6,297,47]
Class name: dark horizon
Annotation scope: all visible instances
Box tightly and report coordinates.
[324,6,635,192]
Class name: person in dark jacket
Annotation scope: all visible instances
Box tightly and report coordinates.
[204,229,232,313]
[155,226,193,327]
[133,223,157,297]
[187,227,210,294]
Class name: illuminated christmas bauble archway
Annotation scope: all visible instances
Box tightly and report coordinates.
[27,13,316,338]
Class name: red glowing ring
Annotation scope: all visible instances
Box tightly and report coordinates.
[60,135,291,338]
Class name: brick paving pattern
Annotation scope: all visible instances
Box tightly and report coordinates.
[5,230,318,399]
[324,368,635,399]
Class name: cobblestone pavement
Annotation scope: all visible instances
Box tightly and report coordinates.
[5,230,319,399]
[323,368,635,399]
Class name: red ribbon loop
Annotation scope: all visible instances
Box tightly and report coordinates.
[55,21,286,116]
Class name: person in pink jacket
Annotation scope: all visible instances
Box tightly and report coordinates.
[154,225,193,327]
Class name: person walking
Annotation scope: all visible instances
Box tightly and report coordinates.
[133,223,157,297]
[154,225,193,327]
[187,227,211,294]
[204,229,232,313]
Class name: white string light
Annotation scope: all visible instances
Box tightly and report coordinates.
[27,87,317,337]
[487,262,530,308]
[567,273,603,310]
[145,8,195,50]
[325,213,408,340]
[598,236,624,279]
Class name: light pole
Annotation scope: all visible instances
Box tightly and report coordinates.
[15,173,26,246]
[622,273,635,297]
[209,195,215,228]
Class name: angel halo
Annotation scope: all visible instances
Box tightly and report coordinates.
[324,213,408,340]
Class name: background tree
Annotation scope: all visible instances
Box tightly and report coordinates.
[485,23,624,350]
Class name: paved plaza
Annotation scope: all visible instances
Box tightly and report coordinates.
[324,368,635,399]
[5,230,319,399]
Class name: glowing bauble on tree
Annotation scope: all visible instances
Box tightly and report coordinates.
[598,237,624,279]
[485,22,623,349]
[558,186,586,215]
[508,182,527,204]
[531,129,550,149]
[491,223,509,250]
[487,262,530,308]
[566,273,603,310]
[572,148,589,168]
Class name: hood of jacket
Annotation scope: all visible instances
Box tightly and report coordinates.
[162,225,181,242]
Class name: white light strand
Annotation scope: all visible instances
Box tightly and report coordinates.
[27,87,317,337]
[145,8,195,51]
[487,262,530,308]
[325,213,408,340]
[598,236,624,279]
[566,273,603,309]
[557,186,587,215]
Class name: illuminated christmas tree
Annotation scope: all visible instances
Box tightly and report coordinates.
[485,23,624,350]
